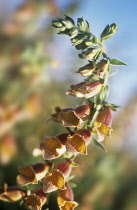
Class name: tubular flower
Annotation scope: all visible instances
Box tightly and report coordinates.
[25,189,48,210]
[76,62,95,76]
[94,106,112,141]
[43,169,66,193]
[17,163,50,186]
[49,104,93,127]
[92,59,109,77]
[40,137,66,160]
[57,182,78,210]
[54,160,72,179]
[0,184,26,202]
[66,81,102,98]
[65,129,92,155]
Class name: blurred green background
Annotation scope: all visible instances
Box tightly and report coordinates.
[0,0,137,209]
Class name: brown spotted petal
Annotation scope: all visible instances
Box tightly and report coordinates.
[43,169,65,193]
[25,189,48,210]
[40,137,66,160]
[76,129,92,146]
[94,106,113,139]
[66,81,102,98]
[0,184,26,202]
[76,62,95,76]
[58,183,78,210]
[54,160,72,179]
[66,133,87,155]
[17,163,49,186]
[17,165,37,186]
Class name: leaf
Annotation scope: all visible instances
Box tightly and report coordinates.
[110,59,127,66]
[71,161,79,167]
[69,182,77,188]
[92,138,107,152]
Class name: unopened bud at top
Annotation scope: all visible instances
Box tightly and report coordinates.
[101,23,118,42]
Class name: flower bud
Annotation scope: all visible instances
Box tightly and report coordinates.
[17,163,50,186]
[77,17,90,32]
[93,59,109,76]
[57,182,78,210]
[62,15,75,29]
[43,169,65,193]
[52,20,63,28]
[25,189,48,210]
[101,23,118,42]
[94,106,113,141]
[76,62,95,76]
[68,28,79,38]
[79,46,101,60]
[0,184,26,202]
[66,81,102,98]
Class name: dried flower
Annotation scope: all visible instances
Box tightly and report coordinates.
[17,163,50,186]
[66,81,102,98]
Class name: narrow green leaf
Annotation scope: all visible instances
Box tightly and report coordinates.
[69,182,77,188]
[110,59,127,66]
[92,138,107,152]
[71,161,79,167]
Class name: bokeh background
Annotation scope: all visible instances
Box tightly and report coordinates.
[0,0,137,209]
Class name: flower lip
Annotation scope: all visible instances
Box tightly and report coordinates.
[17,163,50,186]
[43,169,66,193]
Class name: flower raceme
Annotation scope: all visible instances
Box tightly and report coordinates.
[3,15,125,210]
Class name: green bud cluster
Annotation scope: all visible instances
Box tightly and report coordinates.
[52,15,126,106]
